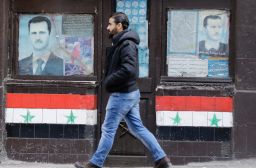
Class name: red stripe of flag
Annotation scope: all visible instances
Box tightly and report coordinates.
[6,93,97,109]
[156,96,232,112]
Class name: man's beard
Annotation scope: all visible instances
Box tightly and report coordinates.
[108,27,118,39]
[108,33,114,39]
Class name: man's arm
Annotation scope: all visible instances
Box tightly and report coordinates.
[104,41,137,88]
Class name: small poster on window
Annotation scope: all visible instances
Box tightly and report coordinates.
[198,11,229,58]
[168,10,198,54]
[18,14,94,76]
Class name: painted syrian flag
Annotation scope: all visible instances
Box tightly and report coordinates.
[156,96,233,127]
[5,93,97,125]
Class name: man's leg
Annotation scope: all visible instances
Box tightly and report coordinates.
[89,94,124,167]
[123,91,167,162]
[89,91,138,167]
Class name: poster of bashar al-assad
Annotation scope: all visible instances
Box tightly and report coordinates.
[198,10,229,58]
[18,14,94,76]
[167,9,230,78]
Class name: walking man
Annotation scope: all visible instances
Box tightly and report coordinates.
[74,12,170,168]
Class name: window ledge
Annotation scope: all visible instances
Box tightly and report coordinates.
[157,76,234,96]
[4,78,98,88]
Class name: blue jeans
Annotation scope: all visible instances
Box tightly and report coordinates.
[90,89,166,167]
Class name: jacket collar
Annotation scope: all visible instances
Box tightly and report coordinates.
[112,29,129,46]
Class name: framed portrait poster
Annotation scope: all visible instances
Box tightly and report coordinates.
[167,9,230,78]
[18,14,94,77]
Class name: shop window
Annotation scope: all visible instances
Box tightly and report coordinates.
[18,14,94,77]
[116,0,149,77]
[166,9,230,78]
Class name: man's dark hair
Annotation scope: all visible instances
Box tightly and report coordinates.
[28,16,51,34]
[110,12,129,30]
[203,15,222,28]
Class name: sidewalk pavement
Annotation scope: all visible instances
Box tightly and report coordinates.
[1,158,256,168]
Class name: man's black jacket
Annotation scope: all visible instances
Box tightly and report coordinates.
[104,29,140,93]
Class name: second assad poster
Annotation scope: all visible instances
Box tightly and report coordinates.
[167,10,230,78]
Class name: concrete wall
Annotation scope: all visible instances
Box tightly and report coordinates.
[0,0,8,161]
[233,0,256,158]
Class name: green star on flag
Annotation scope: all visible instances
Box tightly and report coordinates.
[210,113,221,127]
[21,110,35,123]
[172,112,181,125]
[66,111,77,124]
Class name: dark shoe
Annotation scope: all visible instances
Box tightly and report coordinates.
[74,161,100,168]
[154,156,171,168]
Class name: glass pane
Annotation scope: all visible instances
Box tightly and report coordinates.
[167,10,230,78]
[116,0,149,77]
[18,14,94,76]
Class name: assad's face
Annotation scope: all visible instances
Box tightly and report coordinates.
[107,18,119,39]
[29,21,50,51]
[205,18,223,41]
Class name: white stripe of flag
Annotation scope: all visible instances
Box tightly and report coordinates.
[156,111,233,127]
[5,108,97,125]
